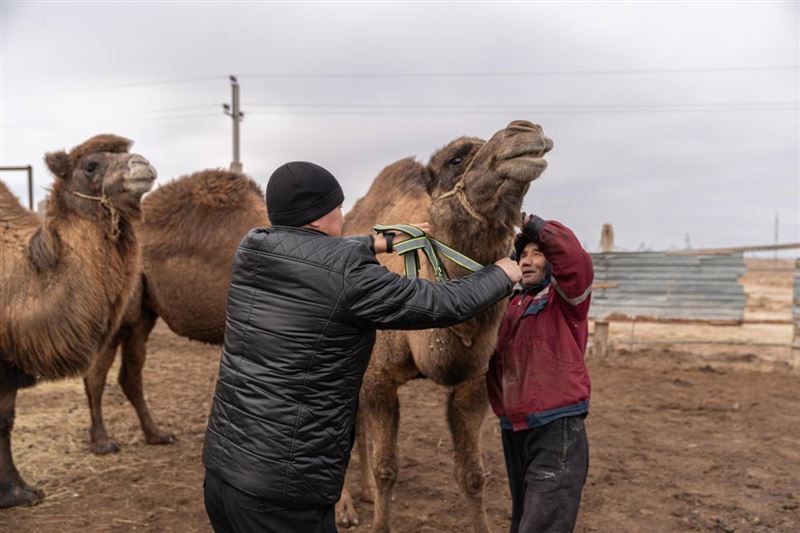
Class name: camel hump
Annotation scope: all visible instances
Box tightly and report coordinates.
[0,181,39,231]
[344,157,431,235]
[142,169,265,227]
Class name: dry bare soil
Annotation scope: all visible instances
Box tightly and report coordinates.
[2,259,798,532]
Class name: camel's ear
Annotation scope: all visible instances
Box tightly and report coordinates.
[45,151,70,179]
[420,166,435,194]
[27,227,61,273]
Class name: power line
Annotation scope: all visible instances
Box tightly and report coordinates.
[3,65,796,97]
[242,108,795,116]
[241,100,798,116]
[239,65,798,79]
[4,75,224,97]
[2,100,797,128]
[244,101,797,110]
[0,108,220,127]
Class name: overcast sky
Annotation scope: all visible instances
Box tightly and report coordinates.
[1,1,797,253]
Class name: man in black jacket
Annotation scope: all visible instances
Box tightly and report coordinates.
[203,161,521,533]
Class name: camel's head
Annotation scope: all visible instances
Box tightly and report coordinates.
[428,120,552,229]
[45,134,156,220]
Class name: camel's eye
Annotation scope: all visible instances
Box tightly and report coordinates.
[84,161,99,174]
[449,156,463,166]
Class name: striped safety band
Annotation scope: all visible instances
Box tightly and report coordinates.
[373,224,484,282]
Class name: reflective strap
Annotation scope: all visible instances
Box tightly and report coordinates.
[395,236,425,279]
[372,224,484,282]
[404,249,420,278]
[421,238,448,282]
[374,223,425,238]
[431,239,484,272]
[550,277,592,306]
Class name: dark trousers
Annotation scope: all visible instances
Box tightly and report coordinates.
[501,415,589,533]
[204,469,337,533]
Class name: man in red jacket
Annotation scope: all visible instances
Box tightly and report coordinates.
[487,214,594,532]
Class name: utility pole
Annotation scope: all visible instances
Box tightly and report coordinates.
[222,75,244,172]
[0,165,33,209]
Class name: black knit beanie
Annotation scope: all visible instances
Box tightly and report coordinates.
[266,161,345,227]
[513,232,531,262]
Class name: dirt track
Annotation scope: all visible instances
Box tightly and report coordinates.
[2,260,799,532]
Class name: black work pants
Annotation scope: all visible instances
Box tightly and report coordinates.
[204,469,337,533]
[501,415,589,533]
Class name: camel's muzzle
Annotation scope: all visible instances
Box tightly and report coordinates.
[124,155,157,195]
[496,121,553,182]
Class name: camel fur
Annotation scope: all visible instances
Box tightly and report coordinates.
[83,169,268,454]
[337,121,553,533]
[0,134,155,508]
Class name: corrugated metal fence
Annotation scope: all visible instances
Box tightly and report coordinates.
[589,252,747,322]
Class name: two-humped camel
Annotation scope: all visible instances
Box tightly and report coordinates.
[83,169,268,454]
[340,120,553,532]
[0,135,155,508]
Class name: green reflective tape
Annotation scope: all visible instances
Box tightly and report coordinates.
[372,223,484,282]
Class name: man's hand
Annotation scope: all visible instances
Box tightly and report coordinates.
[494,257,522,283]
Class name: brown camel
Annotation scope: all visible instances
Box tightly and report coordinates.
[338,121,553,532]
[0,134,156,508]
[83,169,268,454]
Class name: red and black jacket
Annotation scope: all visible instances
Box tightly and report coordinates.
[487,217,593,431]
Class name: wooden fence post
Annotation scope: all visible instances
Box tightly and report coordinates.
[600,224,614,253]
[593,320,610,359]
[792,259,800,369]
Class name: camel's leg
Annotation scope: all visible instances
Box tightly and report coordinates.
[336,412,373,529]
[84,340,121,454]
[447,376,492,533]
[363,371,401,533]
[336,468,360,528]
[118,312,175,445]
[357,409,376,503]
[0,370,43,508]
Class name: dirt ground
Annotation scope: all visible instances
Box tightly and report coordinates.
[3,259,798,532]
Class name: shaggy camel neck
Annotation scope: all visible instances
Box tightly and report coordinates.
[70,189,123,240]
[429,200,514,279]
[2,203,139,379]
[435,181,488,225]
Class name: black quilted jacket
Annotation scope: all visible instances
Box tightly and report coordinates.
[202,226,512,508]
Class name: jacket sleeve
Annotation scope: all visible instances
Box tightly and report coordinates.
[346,235,375,254]
[523,216,594,321]
[342,243,513,330]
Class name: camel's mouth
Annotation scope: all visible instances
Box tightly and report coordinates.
[509,152,548,166]
[499,144,550,162]
[123,176,156,195]
[123,156,157,195]
[497,152,548,183]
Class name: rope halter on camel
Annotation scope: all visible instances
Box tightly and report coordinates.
[70,189,122,241]
[432,140,490,225]
[373,224,484,282]
[434,180,488,225]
